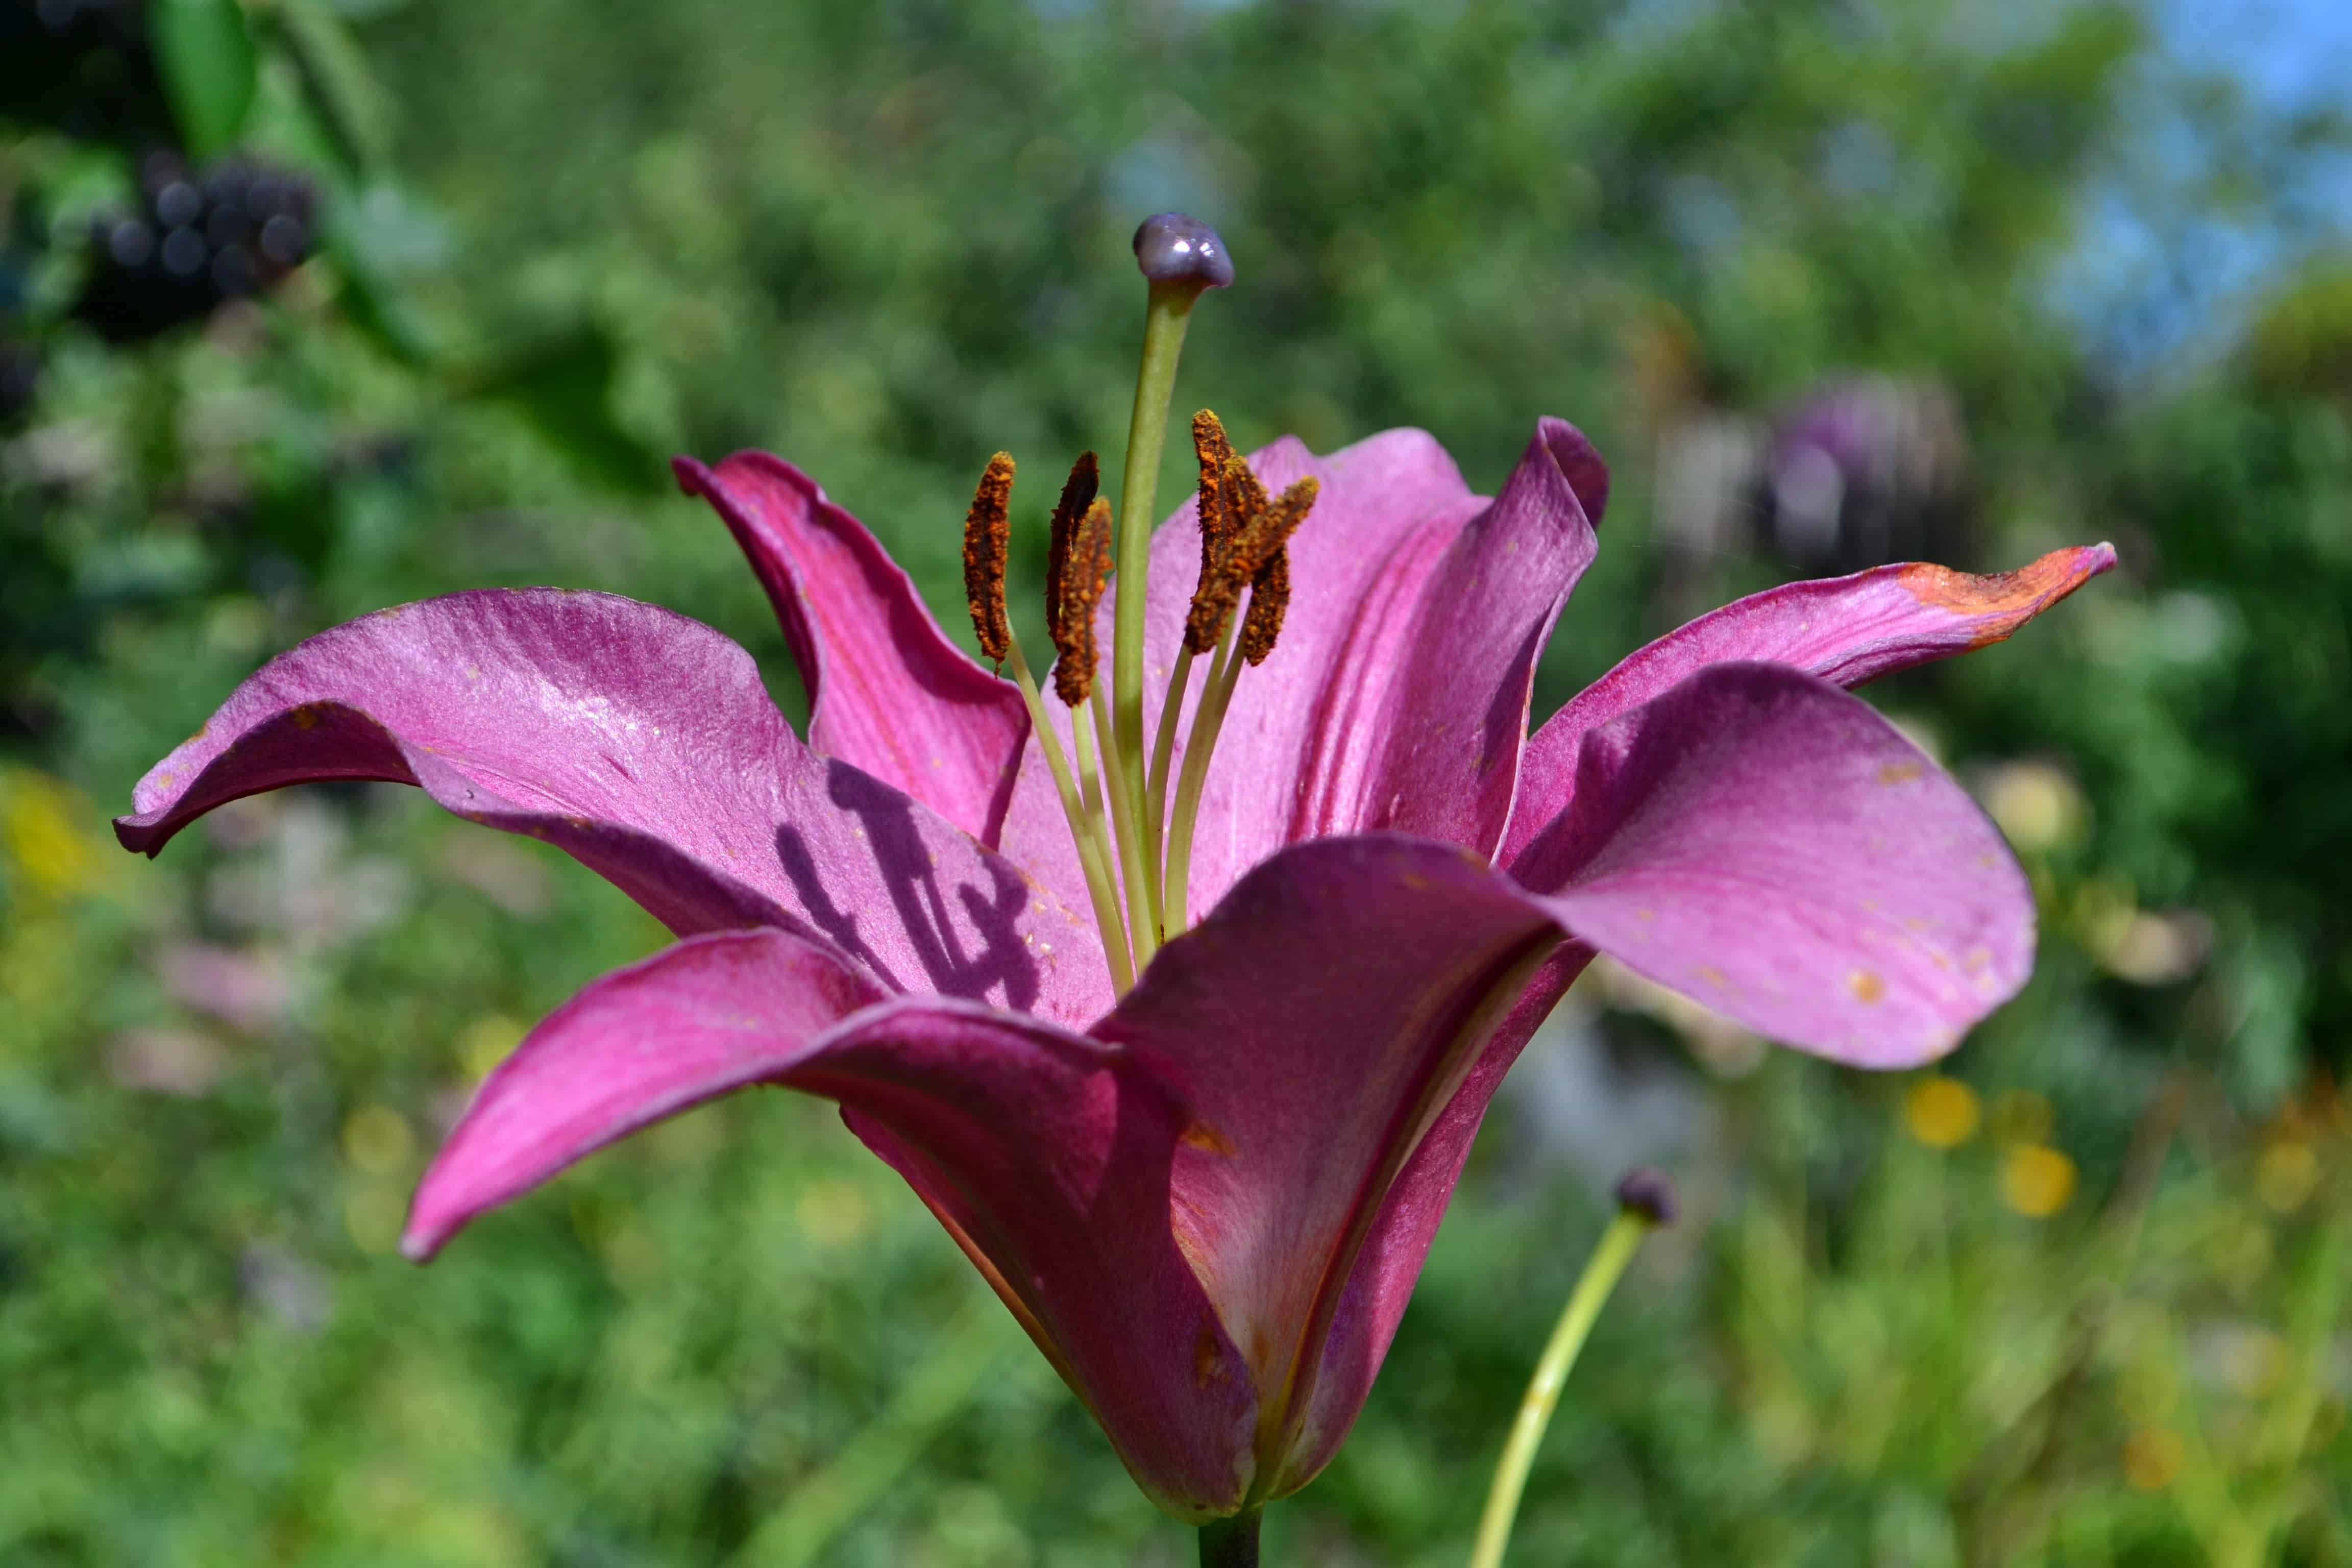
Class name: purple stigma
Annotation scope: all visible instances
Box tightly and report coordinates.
[1134,213,1234,290]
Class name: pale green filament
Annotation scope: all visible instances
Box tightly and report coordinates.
[1467,1208,1656,1568]
[1142,642,1198,895]
[1160,615,1246,936]
[1005,636,1133,994]
[1072,696,1105,846]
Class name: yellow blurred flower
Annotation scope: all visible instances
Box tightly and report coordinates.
[1903,1075,1981,1148]
[2122,1427,2183,1491]
[453,1012,528,1082]
[1978,761,2085,855]
[2000,1144,2077,1217]
[343,1105,416,1175]
[2,766,108,900]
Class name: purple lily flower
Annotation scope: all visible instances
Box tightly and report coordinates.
[116,416,2109,1522]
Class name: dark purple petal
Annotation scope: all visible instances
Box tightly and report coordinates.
[1095,660,2032,1491]
[1274,945,1588,1497]
[407,929,1254,1522]
[1503,544,2116,865]
[1095,837,1570,1502]
[116,590,1109,1025]
[1516,662,2035,1065]
[676,451,1030,845]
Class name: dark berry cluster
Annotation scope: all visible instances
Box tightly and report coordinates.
[75,153,318,342]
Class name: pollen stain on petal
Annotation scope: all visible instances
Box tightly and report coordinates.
[1181,1120,1238,1158]
[1849,968,1886,1003]
[1877,759,1924,786]
[290,704,322,730]
[1195,1329,1227,1389]
[1697,964,1731,990]
[1895,546,2111,646]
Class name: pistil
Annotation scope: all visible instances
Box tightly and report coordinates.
[1113,215,1234,947]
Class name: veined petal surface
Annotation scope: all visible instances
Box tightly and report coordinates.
[676,452,1029,844]
[115,589,1108,1025]
[1503,544,2116,864]
[1312,417,1604,855]
[1515,661,2034,1065]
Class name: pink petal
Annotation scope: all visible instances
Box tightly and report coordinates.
[115,590,1108,1025]
[1094,836,1570,1501]
[1503,544,2117,866]
[402,927,887,1255]
[408,929,1255,1521]
[675,452,1028,844]
[1516,662,2035,1066]
[1301,418,1603,855]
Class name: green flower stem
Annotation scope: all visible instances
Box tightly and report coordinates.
[1467,1209,1655,1568]
[1199,1511,1262,1568]
[1111,280,1200,923]
[1161,623,1243,936]
[1144,641,1197,887]
[1006,636,1133,993]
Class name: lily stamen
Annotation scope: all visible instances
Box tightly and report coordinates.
[1162,463,1319,935]
[962,451,1015,667]
[1056,499,1135,940]
[962,454,1135,993]
[1144,409,1244,888]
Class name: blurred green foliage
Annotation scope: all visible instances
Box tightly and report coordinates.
[4,0,2350,1562]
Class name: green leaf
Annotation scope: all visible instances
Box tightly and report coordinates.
[148,0,260,159]
[268,0,399,179]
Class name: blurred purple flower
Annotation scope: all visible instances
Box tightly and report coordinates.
[115,420,2109,1520]
[155,940,292,1034]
